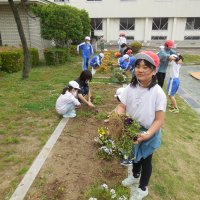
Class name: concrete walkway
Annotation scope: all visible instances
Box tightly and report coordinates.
[177,65,200,115]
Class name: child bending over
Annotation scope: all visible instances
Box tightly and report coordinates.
[56,81,81,118]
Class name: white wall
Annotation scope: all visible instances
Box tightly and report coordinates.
[58,0,200,18]
[56,0,200,46]
[0,5,30,46]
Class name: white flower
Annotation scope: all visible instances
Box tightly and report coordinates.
[110,188,116,194]
[101,183,108,190]
[111,194,117,198]
[94,137,100,143]
[118,195,127,200]
[89,198,97,200]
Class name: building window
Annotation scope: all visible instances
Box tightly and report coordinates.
[126,36,134,40]
[151,36,167,40]
[120,18,135,30]
[152,18,168,30]
[54,0,69,2]
[0,33,2,46]
[91,18,103,30]
[185,18,200,30]
[184,36,200,40]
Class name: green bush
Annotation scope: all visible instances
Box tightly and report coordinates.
[44,48,69,65]
[110,68,128,83]
[0,55,2,69]
[29,48,39,67]
[69,45,77,56]
[130,41,142,54]
[0,51,23,73]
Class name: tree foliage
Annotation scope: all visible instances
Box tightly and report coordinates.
[32,4,90,47]
[79,9,90,38]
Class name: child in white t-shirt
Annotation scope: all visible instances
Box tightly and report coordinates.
[167,54,184,113]
[56,81,81,118]
[115,51,166,200]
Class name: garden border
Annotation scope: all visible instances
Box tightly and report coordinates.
[10,118,69,200]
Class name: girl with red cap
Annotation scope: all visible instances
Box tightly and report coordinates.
[115,51,167,200]
[157,40,177,88]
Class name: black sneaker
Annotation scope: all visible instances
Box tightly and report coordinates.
[120,159,133,166]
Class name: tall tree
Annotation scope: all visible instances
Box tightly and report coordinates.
[8,0,30,79]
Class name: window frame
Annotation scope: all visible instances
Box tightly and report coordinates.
[0,33,2,46]
[152,18,168,30]
[151,36,167,40]
[87,0,102,1]
[90,18,103,30]
[119,18,135,30]
[184,36,200,40]
[185,17,200,30]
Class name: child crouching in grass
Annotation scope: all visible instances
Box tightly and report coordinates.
[167,54,184,113]
[56,81,81,118]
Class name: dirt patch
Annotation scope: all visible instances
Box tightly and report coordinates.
[25,83,127,200]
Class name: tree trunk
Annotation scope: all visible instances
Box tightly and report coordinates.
[8,0,30,79]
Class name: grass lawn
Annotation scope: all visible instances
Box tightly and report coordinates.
[182,54,200,64]
[0,53,200,199]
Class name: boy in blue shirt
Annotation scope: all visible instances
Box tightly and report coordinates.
[90,53,104,75]
[118,54,130,71]
[157,40,176,88]
[77,36,94,71]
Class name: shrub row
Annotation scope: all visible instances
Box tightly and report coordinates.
[0,47,39,73]
[44,48,70,65]
[130,41,142,54]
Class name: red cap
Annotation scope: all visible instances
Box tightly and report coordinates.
[135,51,160,68]
[114,52,121,58]
[119,32,125,36]
[165,40,174,48]
[126,49,133,55]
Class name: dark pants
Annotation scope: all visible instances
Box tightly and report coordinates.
[157,72,166,88]
[132,154,153,188]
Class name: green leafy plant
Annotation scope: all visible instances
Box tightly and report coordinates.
[32,4,90,47]
[110,68,128,83]
[0,50,23,73]
[93,95,103,105]
[94,116,140,160]
[29,48,39,67]
[86,183,128,200]
[130,41,142,54]
[44,48,69,65]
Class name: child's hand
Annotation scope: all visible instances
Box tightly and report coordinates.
[137,132,151,142]
[87,101,95,108]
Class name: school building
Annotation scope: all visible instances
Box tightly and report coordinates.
[0,0,200,51]
[0,0,53,55]
[55,0,200,47]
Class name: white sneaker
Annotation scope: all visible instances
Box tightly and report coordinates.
[122,176,140,187]
[130,187,148,200]
[63,111,76,118]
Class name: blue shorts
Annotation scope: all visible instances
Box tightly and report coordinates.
[167,78,180,96]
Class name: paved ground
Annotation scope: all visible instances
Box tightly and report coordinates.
[103,45,200,55]
[178,65,200,115]
[101,45,200,114]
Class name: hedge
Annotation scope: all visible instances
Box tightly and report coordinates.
[0,56,2,68]
[29,48,39,67]
[69,45,77,56]
[130,41,142,54]
[44,48,69,65]
[0,47,39,73]
[0,51,23,73]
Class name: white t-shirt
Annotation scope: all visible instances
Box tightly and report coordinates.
[118,36,127,46]
[120,84,166,129]
[55,91,80,114]
[169,60,181,78]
